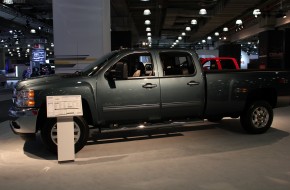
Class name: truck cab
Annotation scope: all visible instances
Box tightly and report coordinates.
[200,57,240,70]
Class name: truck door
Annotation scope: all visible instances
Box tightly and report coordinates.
[158,51,205,119]
[97,51,161,123]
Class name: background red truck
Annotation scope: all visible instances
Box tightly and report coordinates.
[200,57,240,70]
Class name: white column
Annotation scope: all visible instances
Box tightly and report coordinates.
[53,0,111,73]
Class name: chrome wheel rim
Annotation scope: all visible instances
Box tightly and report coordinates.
[51,122,81,145]
[251,106,269,128]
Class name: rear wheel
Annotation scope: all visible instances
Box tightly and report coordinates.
[240,101,273,134]
[41,116,89,154]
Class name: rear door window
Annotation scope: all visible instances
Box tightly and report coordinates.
[220,59,237,69]
[159,52,196,76]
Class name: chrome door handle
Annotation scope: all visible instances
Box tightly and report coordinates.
[142,83,157,88]
[187,81,200,86]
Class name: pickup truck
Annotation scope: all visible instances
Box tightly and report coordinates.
[9,49,290,153]
[200,57,240,70]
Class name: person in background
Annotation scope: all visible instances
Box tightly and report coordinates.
[22,67,31,79]
[30,67,40,77]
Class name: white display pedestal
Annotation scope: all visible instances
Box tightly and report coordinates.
[46,95,83,163]
[57,117,75,162]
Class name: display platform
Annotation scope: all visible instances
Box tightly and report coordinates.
[1,106,290,190]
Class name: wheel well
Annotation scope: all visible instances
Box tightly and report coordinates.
[81,99,93,126]
[246,88,277,108]
[36,98,94,132]
[36,101,47,132]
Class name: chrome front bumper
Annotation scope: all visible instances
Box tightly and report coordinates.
[9,106,39,134]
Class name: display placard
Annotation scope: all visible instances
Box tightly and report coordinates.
[46,95,83,118]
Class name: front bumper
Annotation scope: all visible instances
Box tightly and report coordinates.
[9,106,38,135]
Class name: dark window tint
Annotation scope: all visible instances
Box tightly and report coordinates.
[116,53,154,78]
[220,59,237,69]
[159,52,195,76]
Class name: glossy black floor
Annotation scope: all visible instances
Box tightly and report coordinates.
[1,86,290,190]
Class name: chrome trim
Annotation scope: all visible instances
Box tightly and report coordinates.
[9,106,38,134]
[103,104,160,112]
[162,101,201,108]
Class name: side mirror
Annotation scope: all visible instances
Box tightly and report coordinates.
[105,62,128,80]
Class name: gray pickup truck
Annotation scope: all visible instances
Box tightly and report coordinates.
[9,49,290,153]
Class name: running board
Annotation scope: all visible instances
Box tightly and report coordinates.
[90,119,209,134]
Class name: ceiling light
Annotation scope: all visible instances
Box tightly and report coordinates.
[181,32,186,36]
[148,36,152,40]
[178,36,182,40]
[140,0,150,1]
[236,19,243,25]
[199,9,207,15]
[9,30,13,34]
[185,26,191,31]
[3,0,13,4]
[223,37,227,40]
[223,27,228,32]
[143,9,151,15]
[147,32,151,36]
[191,19,197,25]
[30,29,36,33]
[215,32,219,36]
[146,27,151,32]
[207,36,212,40]
[253,9,261,17]
[176,40,179,43]
[145,20,151,25]
[202,40,206,43]
[173,42,177,45]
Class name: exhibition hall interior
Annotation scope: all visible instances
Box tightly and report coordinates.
[1,0,290,190]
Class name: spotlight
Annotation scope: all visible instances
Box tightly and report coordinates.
[199,9,207,15]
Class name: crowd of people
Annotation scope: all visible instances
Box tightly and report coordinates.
[22,64,54,79]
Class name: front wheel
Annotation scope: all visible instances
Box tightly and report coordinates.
[41,116,89,154]
[240,101,273,134]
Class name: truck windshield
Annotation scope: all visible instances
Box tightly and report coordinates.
[82,51,118,76]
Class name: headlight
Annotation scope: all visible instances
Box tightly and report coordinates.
[15,89,35,107]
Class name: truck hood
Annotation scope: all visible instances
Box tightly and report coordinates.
[16,73,83,90]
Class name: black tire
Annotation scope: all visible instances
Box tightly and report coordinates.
[240,101,273,134]
[41,116,89,154]
[207,116,223,122]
